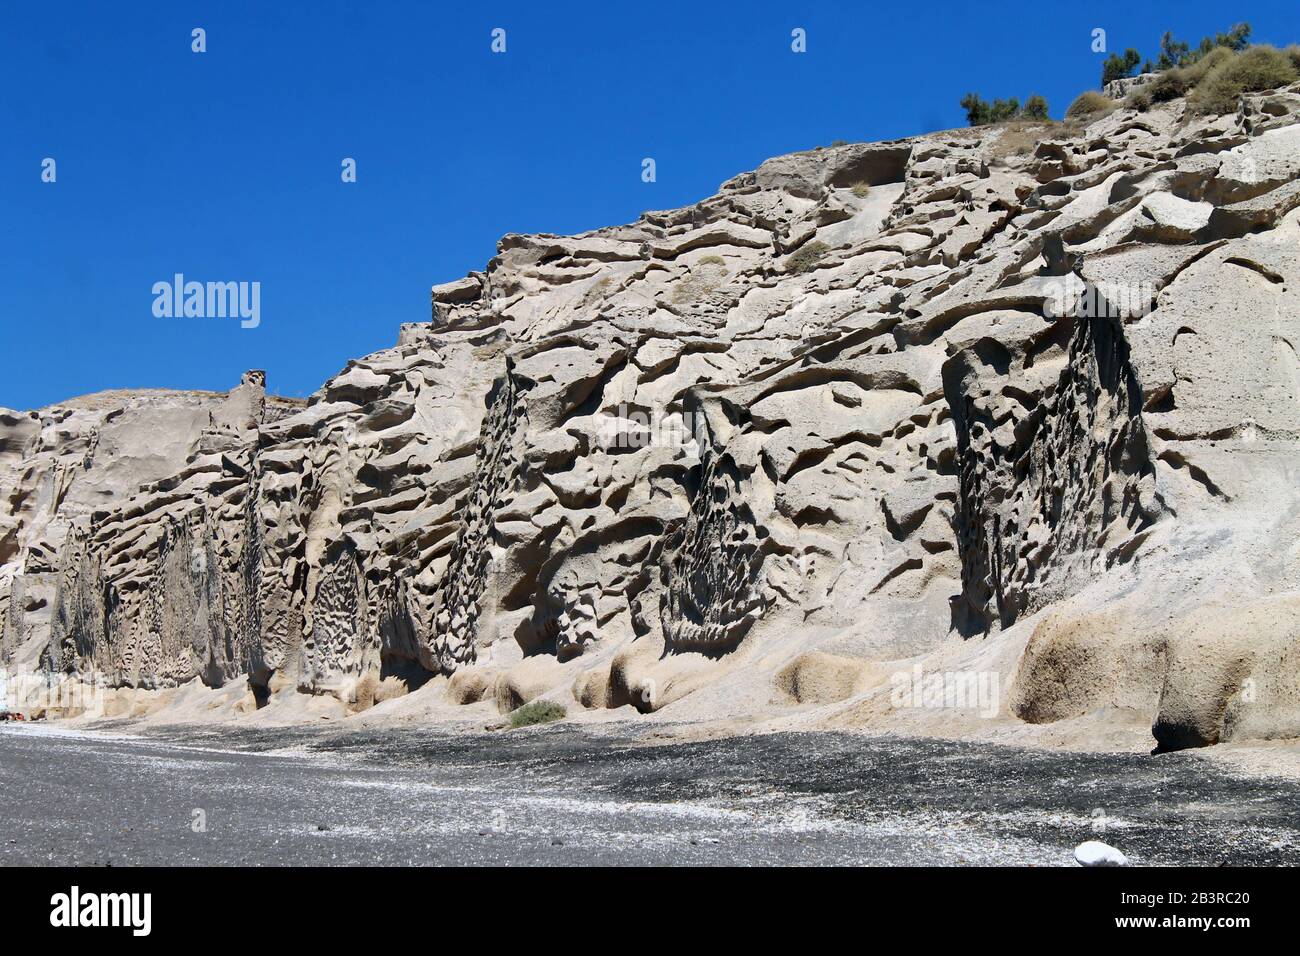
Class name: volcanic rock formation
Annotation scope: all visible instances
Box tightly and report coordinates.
[4,85,1300,751]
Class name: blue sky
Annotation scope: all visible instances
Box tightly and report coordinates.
[3,0,1298,408]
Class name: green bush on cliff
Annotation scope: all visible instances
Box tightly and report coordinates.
[960,93,1051,126]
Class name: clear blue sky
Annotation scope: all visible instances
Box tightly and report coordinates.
[3,0,1297,408]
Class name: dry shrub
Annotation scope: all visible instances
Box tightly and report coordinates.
[786,240,829,274]
[1065,90,1116,120]
[1189,45,1298,114]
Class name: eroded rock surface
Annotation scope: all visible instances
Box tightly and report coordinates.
[4,87,1300,751]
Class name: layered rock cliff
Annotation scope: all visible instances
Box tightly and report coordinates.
[4,84,1300,751]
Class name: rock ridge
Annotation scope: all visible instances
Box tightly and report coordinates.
[5,86,1300,751]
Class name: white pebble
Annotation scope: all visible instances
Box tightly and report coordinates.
[1074,840,1128,867]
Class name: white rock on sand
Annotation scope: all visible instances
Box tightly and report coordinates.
[1074,840,1129,867]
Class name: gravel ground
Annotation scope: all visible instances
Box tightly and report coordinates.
[3,722,1298,866]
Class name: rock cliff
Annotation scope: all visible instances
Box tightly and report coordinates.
[5,85,1300,751]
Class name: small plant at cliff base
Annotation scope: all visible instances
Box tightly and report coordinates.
[509,699,566,728]
[1189,45,1299,114]
[850,181,871,198]
[1065,90,1116,121]
[786,240,829,274]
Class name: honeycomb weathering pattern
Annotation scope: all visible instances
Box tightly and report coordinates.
[945,309,1159,633]
[3,86,1300,749]
[660,428,770,653]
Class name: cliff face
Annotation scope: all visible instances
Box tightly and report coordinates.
[5,86,1300,750]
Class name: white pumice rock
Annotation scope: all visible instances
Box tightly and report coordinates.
[1075,841,1129,867]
